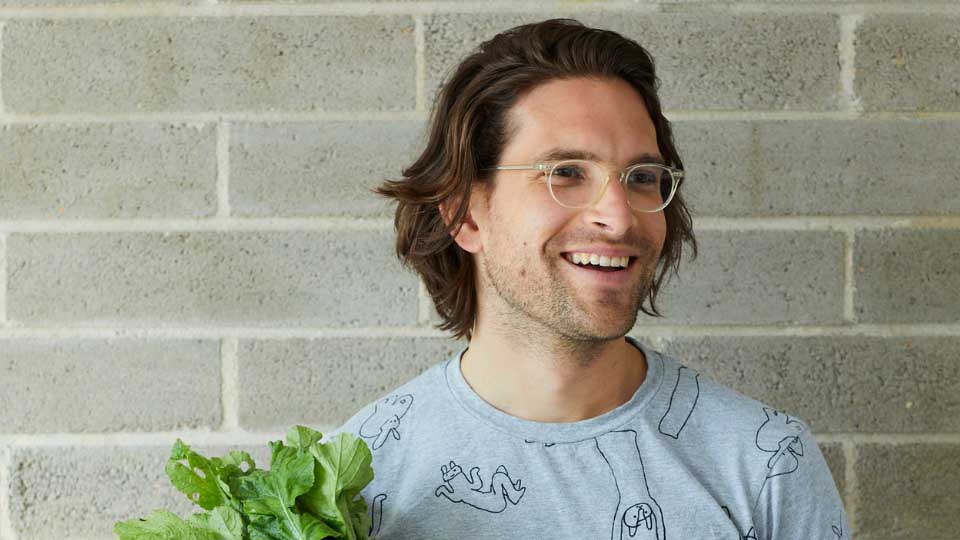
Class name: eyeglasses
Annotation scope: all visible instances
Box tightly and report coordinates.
[489,159,683,213]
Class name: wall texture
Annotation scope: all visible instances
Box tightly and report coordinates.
[0,1,958,539]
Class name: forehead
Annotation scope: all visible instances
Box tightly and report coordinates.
[503,76,660,163]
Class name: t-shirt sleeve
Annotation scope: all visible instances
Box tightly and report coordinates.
[752,425,851,540]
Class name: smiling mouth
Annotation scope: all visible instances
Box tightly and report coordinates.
[560,253,636,273]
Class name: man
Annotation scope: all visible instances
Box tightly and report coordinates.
[326,18,849,540]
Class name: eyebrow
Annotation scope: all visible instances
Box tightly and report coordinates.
[533,147,666,166]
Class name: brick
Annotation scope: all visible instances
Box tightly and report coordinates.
[8,444,271,540]
[238,336,465,429]
[0,338,221,433]
[0,123,216,219]
[656,336,960,433]
[670,121,754,217]
[230,120,425,217]
[2,17,415,113]
[755,120,960,216]
[6,230,418,326]
[856,15,960,112]
[423,13,841,111]
[674,120,960,216]
[855,443,960,540]
[633,230,846,325]
[854,229,960,324]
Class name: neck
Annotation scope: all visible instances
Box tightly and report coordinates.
[459,326,647,423]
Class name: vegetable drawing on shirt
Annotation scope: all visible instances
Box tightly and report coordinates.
[359,393,414,450]
[434,460,526,512]
[755,407,805,478]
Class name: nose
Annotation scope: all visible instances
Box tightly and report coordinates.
[582,174,635,234]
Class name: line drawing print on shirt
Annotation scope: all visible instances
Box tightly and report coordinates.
[721,504,758,540]
[595,429,667,540]
[359,393,414,450]
[832,523,844,540]
[524,438,556,447]
[658,365,701,439]
[754,407,805,479]
[434,460,526,512]
[368,493,387,537]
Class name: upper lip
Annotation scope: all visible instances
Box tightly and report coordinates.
[561,246,639,258]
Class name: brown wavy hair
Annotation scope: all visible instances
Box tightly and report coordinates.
[372,18,698,341]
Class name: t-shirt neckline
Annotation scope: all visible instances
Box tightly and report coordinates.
[442,335,664,444]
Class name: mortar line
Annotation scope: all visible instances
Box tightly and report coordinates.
[0,430,293,448]
[838,14,864,114]
[1,323,960,340]
[0,234,6,324]
[1,215,959,234]
[4,111,960,124]
[843,441,859,539]
[0,111,428,124]
[220,338,240,431]
[414,14,425,112]
[814,432,960,444]
[843,229,856,323]
[216,120,231,218]
[0,22,5,116]
[0,446,15,540]
[0,1,957,18]
[3,430,959,448]
[0,217,394,233]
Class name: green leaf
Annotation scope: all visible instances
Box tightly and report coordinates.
[188,506,245,540]
[165,440,256,512]
[237,440,338,540]
[300,433,373,539]
[247,512,340,540]
[286,425,323,451]
[114,509,234,540]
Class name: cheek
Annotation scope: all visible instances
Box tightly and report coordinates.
[647,213,668,252]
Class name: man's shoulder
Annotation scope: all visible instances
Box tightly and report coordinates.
[322,357,449,443]
[653,349,811,445]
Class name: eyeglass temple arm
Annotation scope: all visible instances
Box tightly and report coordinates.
[491,164,551,171]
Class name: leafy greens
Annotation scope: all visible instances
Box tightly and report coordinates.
[114,426,373,540]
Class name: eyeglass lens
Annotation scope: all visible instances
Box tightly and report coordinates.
[547,159,675,211]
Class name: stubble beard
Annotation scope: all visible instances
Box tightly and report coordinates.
[479,240,656,346]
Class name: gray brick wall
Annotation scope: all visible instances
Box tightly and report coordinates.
[0,2,957,539]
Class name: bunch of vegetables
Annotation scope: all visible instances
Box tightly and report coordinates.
[114,425,374,540]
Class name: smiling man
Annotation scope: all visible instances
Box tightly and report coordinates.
[326,19,849,540]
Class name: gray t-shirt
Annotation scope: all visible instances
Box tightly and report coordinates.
[325,336,850,540]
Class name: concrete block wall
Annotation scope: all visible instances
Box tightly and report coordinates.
[0,1,957,539]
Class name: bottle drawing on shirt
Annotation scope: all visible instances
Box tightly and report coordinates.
[754,407,805,479]
[595,430,667,540]
[359,393,414,451]
[434,460,526,512]
[658,366,701,440]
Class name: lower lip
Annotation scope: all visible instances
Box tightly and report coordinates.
[561,256,636,286]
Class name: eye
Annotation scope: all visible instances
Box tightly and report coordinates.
[625,168,660,186]
[553,164,587,179]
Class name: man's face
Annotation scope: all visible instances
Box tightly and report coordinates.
[473,76,667,342]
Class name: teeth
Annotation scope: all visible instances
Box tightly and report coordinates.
[566,253,630,268]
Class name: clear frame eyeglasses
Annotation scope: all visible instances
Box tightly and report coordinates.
[489,159,684,213]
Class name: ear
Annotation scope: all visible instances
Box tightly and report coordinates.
[439,189,485,255]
